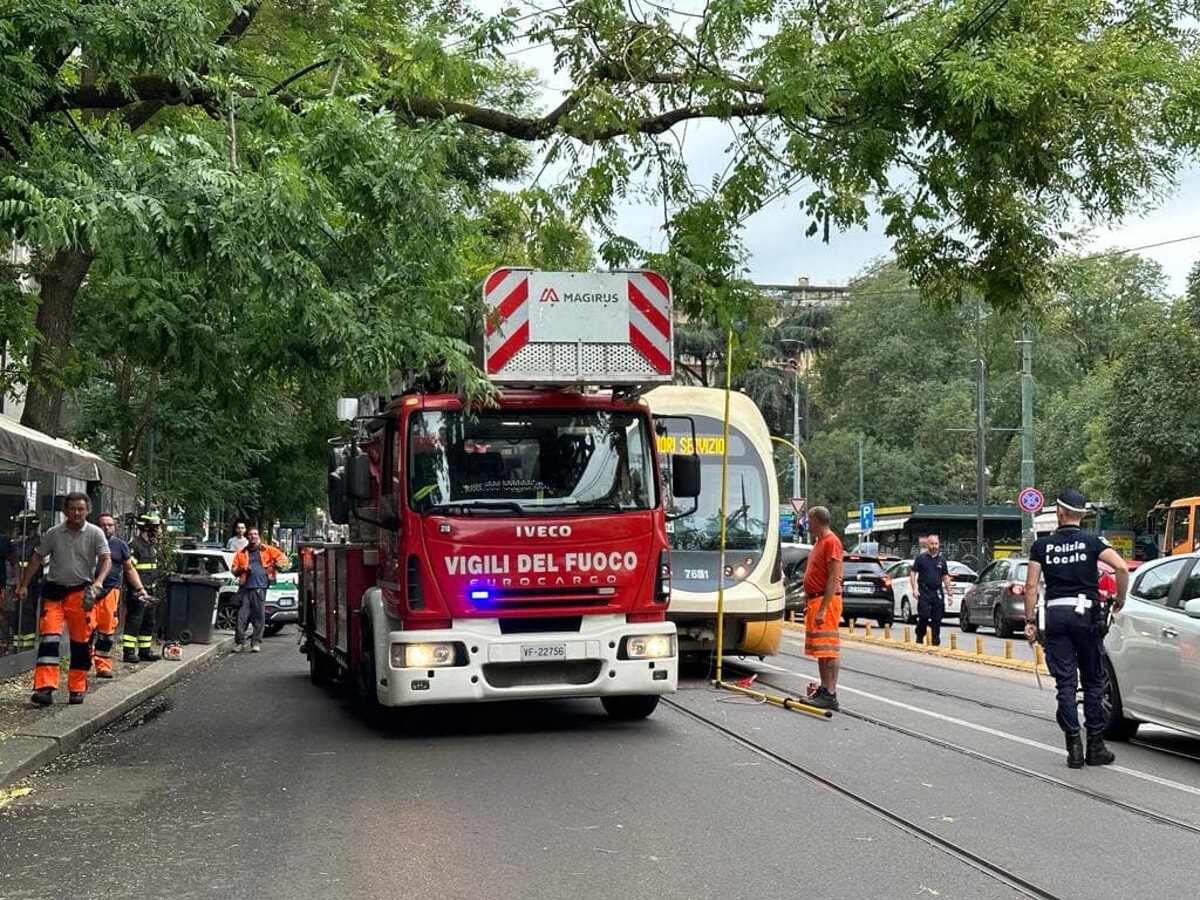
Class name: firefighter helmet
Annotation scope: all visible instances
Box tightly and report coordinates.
[136,513,162,529]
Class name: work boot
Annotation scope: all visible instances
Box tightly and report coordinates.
[69,692,84,705]
[1065,731,1084,769]
[30,688,53,706]
[138,648,161,662]
[804,688,840,711]
[95,669,114,679]
[123,649,139,663]
[1086,731,1116,766]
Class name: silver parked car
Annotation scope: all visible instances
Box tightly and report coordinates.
[1104,552,1200,740]
[959,557,1030,638]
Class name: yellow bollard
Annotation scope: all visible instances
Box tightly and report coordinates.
[903,625,911,643]
[1005,640,1013,659]
[883,624,891,641]
[1035,644,1043,667]
[949,633,957,651]
[864,622,872,637]
[976,636,983,655]
[924,629,931,647]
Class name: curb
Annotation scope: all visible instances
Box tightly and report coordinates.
[781,621,1043,674]
[0,636,233,789]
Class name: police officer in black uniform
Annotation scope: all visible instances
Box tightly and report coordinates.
[908,534,952,646]
[1023,489,1128,769]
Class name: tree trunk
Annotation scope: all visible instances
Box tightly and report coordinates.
[20,247,95,436]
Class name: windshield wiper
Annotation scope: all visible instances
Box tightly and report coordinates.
[427,500,526,516]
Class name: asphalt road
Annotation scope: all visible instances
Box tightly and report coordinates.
[1,635,1197,900]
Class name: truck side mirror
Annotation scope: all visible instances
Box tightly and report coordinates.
[670,453,701,499]
[349,454,373,501]
[327,470,349,525]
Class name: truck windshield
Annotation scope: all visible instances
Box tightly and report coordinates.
[407,409,657,514]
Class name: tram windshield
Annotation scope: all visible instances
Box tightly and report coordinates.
[407,409,657,514]
[659,417,769,552]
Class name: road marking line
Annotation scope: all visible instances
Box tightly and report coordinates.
[757,659,1200,798]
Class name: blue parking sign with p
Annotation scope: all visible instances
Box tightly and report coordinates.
[860,502,875,532]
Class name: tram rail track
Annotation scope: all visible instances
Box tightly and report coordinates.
[661,694,1072,900]
[663,664,1200,900]
[765,643,1200,763]
[703,664,1200,838]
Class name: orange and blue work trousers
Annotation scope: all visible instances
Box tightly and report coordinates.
[34,586,96,694]
[92,587,121,674]
[804,593,843,659]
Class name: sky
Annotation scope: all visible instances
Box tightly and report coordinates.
[475,0,1200,297]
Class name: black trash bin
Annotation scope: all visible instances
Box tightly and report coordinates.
[164,574,220,644]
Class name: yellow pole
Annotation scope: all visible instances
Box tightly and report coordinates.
[714,327,734,685]
[769,436,808,523]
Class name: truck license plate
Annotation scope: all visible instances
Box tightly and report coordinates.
[521,643,567,661]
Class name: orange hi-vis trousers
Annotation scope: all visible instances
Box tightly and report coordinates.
[804,593,843,659]
[92,587,121,674]
[34,588,96,694]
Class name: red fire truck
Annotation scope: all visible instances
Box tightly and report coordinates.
[300,268,700,721]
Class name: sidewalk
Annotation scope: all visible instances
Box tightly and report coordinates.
[0,634,234,788]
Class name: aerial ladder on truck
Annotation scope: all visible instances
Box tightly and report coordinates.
[299,268,701,722]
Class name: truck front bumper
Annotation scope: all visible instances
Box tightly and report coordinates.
[378,614,677,707]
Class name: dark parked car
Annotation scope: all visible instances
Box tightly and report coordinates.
[959,557,1031,638]
[781,543,813,614]
[839,554,894,627]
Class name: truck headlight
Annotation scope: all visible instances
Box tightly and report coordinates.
[392,642,457,668]
[622,634,676,660]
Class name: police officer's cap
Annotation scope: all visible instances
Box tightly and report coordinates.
[1055,489,1087,513]
[136,512,162,529]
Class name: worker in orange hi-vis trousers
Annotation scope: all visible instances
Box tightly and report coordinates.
[801,505,844,711]
[14,493,111,706]
[93,513,150,678]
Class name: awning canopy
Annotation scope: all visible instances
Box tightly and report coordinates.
[0,413,136,496]
[846,515,910,535]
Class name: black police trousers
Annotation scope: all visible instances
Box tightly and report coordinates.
[916,591,944,646]
[1043,606,1106,735]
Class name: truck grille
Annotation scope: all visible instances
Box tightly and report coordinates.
[483,660,603,688]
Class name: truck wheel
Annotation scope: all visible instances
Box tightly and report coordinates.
[355,619,384,723]
[601,695,660,720]
[309,645,336,687]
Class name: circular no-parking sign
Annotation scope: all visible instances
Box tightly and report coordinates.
[1018,487,1044,512]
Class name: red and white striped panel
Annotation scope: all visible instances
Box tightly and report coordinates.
[627,271,672,375]
[483,268,531,375]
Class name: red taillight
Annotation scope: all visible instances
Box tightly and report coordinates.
[1007,584,1025,596]
[881,574,892,589]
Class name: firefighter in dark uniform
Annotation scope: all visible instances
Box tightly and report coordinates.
[1023,489,1128,769]
[125,513,162,662]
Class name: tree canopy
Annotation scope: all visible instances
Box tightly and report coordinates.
[3,0,1200,523]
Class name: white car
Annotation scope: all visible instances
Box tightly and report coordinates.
[174,546,298,635]
[884,558,977,623]
[1103,552,1200,740]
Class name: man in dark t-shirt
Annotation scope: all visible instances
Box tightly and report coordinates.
[908,535,951,646]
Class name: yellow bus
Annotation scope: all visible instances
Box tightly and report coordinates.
[646,386,786,660]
